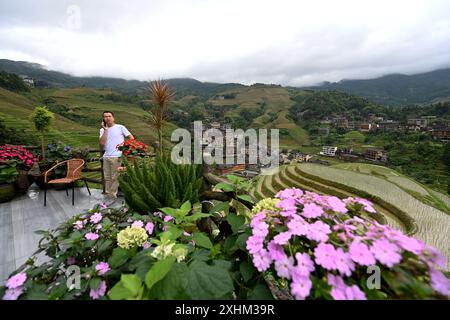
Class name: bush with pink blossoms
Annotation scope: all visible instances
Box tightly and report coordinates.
[247,188,450,300]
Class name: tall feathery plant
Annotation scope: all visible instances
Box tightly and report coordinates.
[147,79,175,155]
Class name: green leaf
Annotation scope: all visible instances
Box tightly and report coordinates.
[209,201,230,215]
[159,227,184,242]
[145,256,176,289]
[97,239,113,254]
[109,247,131,268]
[149,263,190,299]
[239,261,256,282]
[248,283,274,300]
[236,233,250,251]
[192,232,213,249]
[237,194,254,203]
[121,274,142,296]
[184,212,211,223]
[227,213,246,233]
[108,282,133,300]
[89,277,101,290]
[180,200,191,212]
[215,182,235,192]
[187,260,234,299]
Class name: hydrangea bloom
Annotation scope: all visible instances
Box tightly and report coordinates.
[117,226,148,249]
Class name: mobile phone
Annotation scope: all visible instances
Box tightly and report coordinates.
[102,120,106,127]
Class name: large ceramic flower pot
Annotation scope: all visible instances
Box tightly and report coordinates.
[0,183,16,203]
[14,169,33,194]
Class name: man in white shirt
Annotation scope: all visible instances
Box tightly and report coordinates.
[99,111,134,201]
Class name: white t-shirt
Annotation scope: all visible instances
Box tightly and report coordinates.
[99,124,131,158]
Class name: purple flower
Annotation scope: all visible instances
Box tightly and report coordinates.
[355,198,376,213]
[89,280,107,300]
[391,233,424,255]
[326,196,348,213]
[95,262,110,276]
[67,257,76,265]
[252,221,269,238]
[290,275,312,300]
[292,252,315,277]
[143,241,152,249]
[302,202,324,219]
[429,268,450,297]
[96,224,103,230]
[370,239,401,267]
[183,231,191,237]
[327,274,346,288]
[276,188,303,200]
[306,221,331,242]
[85,232,99,241]
[164,215,174,222]
[335,247,355,276]
[246,235,264,255]
[252,249,272,272]
[6,272,27,289]
[276,198,297,217]
[287,217,308,236]
[274,255,294,279]
[145,222,155,235]
[90,212,102,224]
[153,211,163,218]
[345,284,367,300]
[100,203,108,209]
[314,243,338,270]
[2,287,24,300]
[131,220,144,228]
[349,240,376,266]
[273,231,292,245]
[267,240,286,261]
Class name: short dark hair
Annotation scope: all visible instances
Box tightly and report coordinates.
[103,111,114,117]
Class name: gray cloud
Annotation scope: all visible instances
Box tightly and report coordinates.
[1,0,450,86]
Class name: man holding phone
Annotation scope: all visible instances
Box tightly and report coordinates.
[99,111,134,203]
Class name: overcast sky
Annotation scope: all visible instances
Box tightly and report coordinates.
[1,0,450,86]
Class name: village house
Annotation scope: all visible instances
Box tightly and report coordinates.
[431,127,450,143]
[364,148,388,162]
[332,117,349,128]
[407,118,428,130]
[319,146,338,157]
[19,75,34,87]
[377,120,400,132]
[359,123,373,133]
[317,127,330,136]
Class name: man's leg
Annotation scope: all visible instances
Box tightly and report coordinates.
[109,157,122,198]
[103,157,112,197]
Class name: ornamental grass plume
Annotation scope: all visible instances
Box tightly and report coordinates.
[247,187,450,300]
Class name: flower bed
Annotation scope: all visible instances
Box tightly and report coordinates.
[246,188,450,299]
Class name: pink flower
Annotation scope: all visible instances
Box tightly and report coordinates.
[100,203,108,209]
[429,269,450,297]
[302,202,324,218]
[276,198,297,217]
[267,241,286,261]
[292,252,315,277]
[131,220,144,228]
[6,272,27,289]
[287,217,308,236]
[345,284,367,300]
[314,243,338,270]
[392,233,424,255]
[370,239,401,267]
[90,212,102,224]
[2,287,24,300]
[252,221,269,238]
[164,215,174,222]
[89,280,107,300]
[96,224,103,230]
[273,231,292,245]
[252,249,272,272]
[335,248,355,276]
[349,240,376,266]
[85,232,99,241]
[326,196,348,213]
[95,262,110,276]
[246,235,264,255]
[73,220,83,230]
[276,188,303,200]
[306,221,331,242]
[355,198,376,213]
[274,255,294,279]
[145,222,155,235]
[183,231,191,237]
[67,257,76,265]
[143,241,152,249]
[290,275,312,300]
[328,274,346,288]
[153,211,163,218]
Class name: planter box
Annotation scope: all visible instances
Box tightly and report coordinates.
[0,183,16,203]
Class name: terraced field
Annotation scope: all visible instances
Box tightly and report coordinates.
[250,163,450,269]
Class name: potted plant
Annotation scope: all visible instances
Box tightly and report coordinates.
[0,161,18,203]
[117,139,151,163]
[0,144,37,194]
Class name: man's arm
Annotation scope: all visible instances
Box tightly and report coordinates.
[122,125,134,140]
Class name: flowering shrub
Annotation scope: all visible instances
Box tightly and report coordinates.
[116,139,150,158]
[0,199,269,300]
[247,188,450,300]
[0,144,37,171]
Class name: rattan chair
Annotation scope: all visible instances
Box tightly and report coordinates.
[43,159,91,206]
